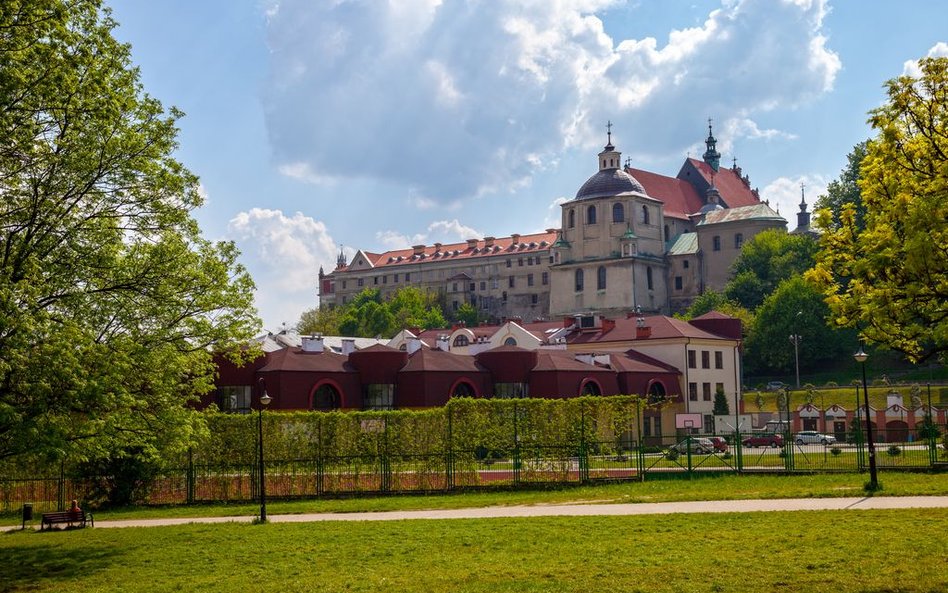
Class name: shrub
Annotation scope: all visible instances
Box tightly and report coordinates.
[830,447,842,456]
[825,381,838,388]
[887,445,902,457]
[722,451,732,460]
[665,449,679,461]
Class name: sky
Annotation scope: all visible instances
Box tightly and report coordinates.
[105,0,948,332]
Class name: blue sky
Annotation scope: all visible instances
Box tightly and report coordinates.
[106,0,947,331]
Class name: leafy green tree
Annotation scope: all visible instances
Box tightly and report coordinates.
[0,1,258,462]
[814,141,869,231]
[682,290,730,318]
[388,287,446,331]
[743,276,855,374]
[712,387,730,416]
[809,57,948,363]
[337,287,446,338]
[453,302,479,327]
[725,229,818,310]
[296,306,344,335]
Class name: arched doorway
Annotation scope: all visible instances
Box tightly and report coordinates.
[451,381,477,398]
[312,383,341,411]
[580,380,601,396]
[885,420,909,443]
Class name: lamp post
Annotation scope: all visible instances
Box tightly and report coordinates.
[853,348,878,490]
[257,379,272,522]
[789,334,802,389]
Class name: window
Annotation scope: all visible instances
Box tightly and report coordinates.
[452,382,476,398]
[735,233,744,249]
[587,205,597,224]
[688,382,698,401]
[502,291,508,302]
[597,266,606,290]
[674,276,682,290]
[714,351,723,369]
[364,384,395,410]
[704,415,715,433]
[216,386,252,413]
[506,259,512,268]
[701,351,710,369]
[382,275,388,284]
[518,257,524,267]
[342,280,347,289]
[374,277,378,285]
[452,282,458,292]
[531,293,538,305]
[664,224,669,240]
[713,236,721,251]
[358,278,364,287]
[541,272,548,285]
[468,282,475,291]
[452,300,458,310]
[527,273,534,287]
[568,209,575,228]
[508,276,515,288]
[641,205,650,225]
[393,274,399,283]
[453,335,469,347]
[612,203,624,223]
[313,384,340,411]
[646,266,653,290]
[504,337,518,346]
[575,268,584,292]
[683,260,689,269]
[491,279,499,289]
[480,281,486,290]
[688,350,696,369]
[405,273,410,282]
[715,382,725,396]
[580,381,601,396]
[493,383,528,398]
[702,383,712,401]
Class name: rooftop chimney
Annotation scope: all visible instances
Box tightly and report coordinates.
[601,318,616,333]
[436,334,450,351]
[635,316,651,339]
[341,338,356,355]
[484,236,495,247]
[407,337,422,355]
[301,335,324,353]
[466,239,478,249]
[412,245,425,256]
[510,233,521,244]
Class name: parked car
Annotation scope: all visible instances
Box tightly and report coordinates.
[766,381,787,391]
[742,433,784,448]
[669,437,715,455]
[707,436,729,453]
[794,431,837,445]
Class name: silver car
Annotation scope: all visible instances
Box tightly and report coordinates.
[670,437,715,454]
[794,431,836,445]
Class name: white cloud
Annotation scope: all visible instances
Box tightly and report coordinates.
[228,208,339,329]
[903,42,948,76]
[263,0,840,203]
[278,161,338,185]
[376,218,483,250]
[760,174,828,230]
[376,229,427,250]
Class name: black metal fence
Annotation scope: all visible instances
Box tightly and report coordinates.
[2,428,944,513]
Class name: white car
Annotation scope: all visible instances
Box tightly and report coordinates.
[670,437,715,454]
[794,431,836,445]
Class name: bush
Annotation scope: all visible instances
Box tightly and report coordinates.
[665,449,679,461]
[722,451,732,460]
[887,445,902,457]
[830,447,842,456]
[72,447,163,508]
[824,381,838,388]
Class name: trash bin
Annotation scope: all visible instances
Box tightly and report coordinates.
[22,503,33,529]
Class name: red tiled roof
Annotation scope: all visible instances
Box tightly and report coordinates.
[401,349,487,373]
[339,230,557,272]
[627,167,704,221]
[567,315,729,345]
[683,159,761,209]
[532,350,613,373]
[616,350,682,374]
[258,348,354,373]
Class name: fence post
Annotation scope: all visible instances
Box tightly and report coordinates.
[735,427,743,473]
[186,447,195,505]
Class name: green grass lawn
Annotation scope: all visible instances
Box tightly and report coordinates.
[2,508,945,592]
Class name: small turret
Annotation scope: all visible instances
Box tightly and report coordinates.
[702,118,721,172]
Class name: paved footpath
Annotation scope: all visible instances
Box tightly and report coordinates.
[9,496,948,531]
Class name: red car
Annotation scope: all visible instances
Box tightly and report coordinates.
[707,436,729,453]
[742,433,784,448]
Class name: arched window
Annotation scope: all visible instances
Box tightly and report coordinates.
[587,205,597,224]
[647,382,667,404]
[313,384,341,411]
[597,266,606,290]
[575,268,584,292]
[504,337,517,346]
[646,266,653,290]
[641,205,650,225]
[452,381,476,398]
[568,209,575,228]
[453,335,470,347]
[580,381,601,396]
[612,203,624,223]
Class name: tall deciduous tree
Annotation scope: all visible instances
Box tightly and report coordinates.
[809,57,948,363]
[814,141,869,231]
[724,229,818,310]
[0,1,258,461]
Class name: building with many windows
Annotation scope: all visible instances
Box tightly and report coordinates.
[319,124,786,319]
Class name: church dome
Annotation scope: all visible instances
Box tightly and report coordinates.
[575,168,646,200]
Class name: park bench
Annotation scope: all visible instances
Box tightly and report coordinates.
[40,510,94,530]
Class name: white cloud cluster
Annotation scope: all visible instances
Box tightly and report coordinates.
[902,42,948,77]
[376,219,484,250]
[760,174,829,229]
[228,208,339,328]
[264,0,840,202]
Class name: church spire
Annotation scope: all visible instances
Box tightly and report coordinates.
[597,120,622,171]
[796,183,811,231]
[702,117,721,172]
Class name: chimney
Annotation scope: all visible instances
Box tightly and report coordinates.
[434,242,442,253]
[510,233,521,245]
[407,337,422,355]
[635,316,651,339]
[563,316,575,329]
[601,318,616,333]
[301,335,324,353]
[484,236,495,247]
[412,244,425,256]
[341,338,356,355]
[466,239,478,249]
[436,334,450,351]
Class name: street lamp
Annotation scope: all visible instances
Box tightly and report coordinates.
[853,348,878,490]
[789,334,802,389]
[257,379,272,522]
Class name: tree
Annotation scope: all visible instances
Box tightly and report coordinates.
[808,57,948,363]
[336,287,446,338]
[0,1,258,462]
[387,287,446,331]
[712,387,730,416]
[814,141,869,231]
[296,306,344,335]
[743,276,855,375]
[724,229,818,310]
[453,302,479,327]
